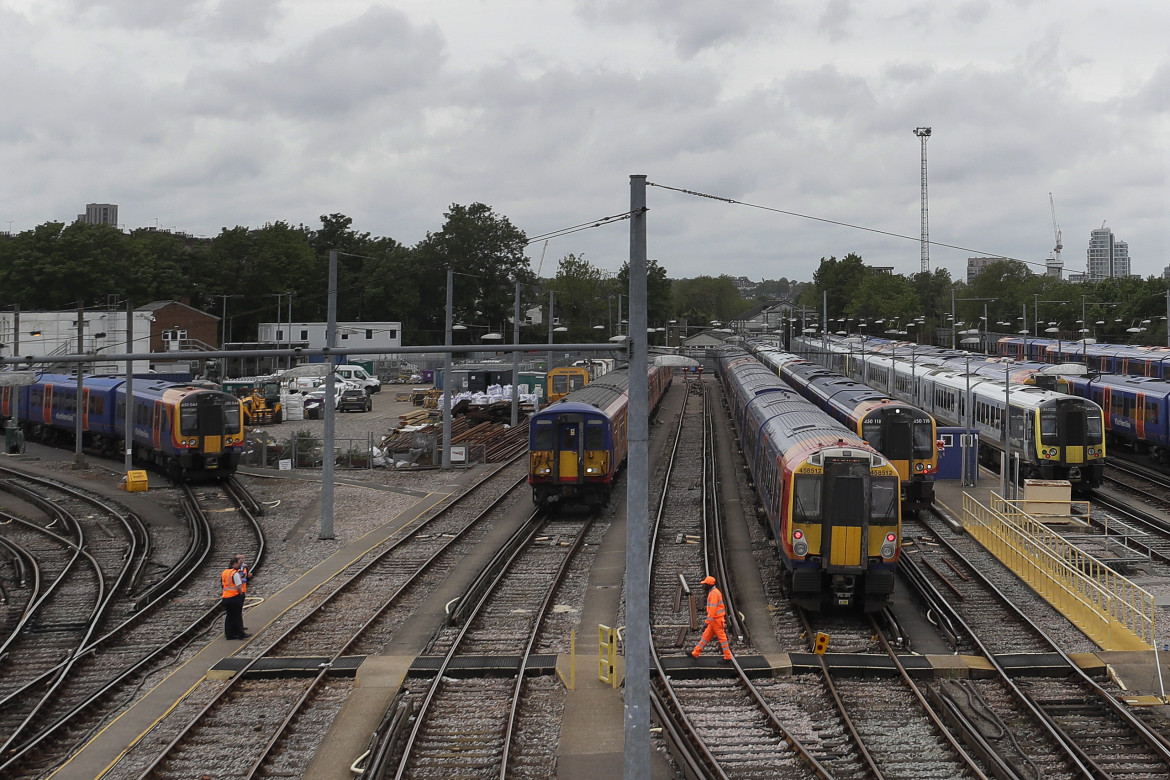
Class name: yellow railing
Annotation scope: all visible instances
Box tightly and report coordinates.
[962,493,1155,651]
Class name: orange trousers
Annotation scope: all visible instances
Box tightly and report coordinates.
[691,620,732,659]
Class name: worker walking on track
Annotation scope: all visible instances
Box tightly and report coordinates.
[691,575,732,661]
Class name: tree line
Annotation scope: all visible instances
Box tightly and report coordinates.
[800,253,1170,346]
[0,205,800,346]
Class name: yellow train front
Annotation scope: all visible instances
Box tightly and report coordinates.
[529,365,672,508]
[546,365,591,404]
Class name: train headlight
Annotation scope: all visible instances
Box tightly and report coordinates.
[915,463,924,472]
[792,529,808,557]
[881,532,897,558]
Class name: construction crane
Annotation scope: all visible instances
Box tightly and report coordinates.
[1047,193,1063,278]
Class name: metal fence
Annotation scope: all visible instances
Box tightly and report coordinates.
[239,432,488,470]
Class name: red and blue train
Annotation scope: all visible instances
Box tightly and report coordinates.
[1,373,244,480]
[717,346,902,612]
[528,363,673,508]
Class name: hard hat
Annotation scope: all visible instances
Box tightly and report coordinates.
[701,576,716,586]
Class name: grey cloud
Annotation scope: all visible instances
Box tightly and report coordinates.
[63,0,283,35]
[818,0,853,43]
[573,0,791,58]
[188,6,446,117]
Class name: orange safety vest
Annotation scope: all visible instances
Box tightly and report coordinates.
[221,568,241,599]
[239,565,248,595]
[705,587,726,623]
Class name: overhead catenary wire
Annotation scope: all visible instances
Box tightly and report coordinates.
[647,181,1049,272]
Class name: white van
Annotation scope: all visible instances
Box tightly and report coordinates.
[334,364,381,394]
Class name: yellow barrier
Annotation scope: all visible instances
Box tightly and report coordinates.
[962,492,1155,651]
[599,624,617,687]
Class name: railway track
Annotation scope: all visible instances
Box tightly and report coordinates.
[0,471,265,779]
[97,458,529,779]
[906,508,1170,777]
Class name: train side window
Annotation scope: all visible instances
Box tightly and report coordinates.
[1148,403,1159,425]
[533,421,555,449]
[793,474,822,521]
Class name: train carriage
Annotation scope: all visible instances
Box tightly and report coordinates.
[529,363,672,508]
[752,345,938,508]
[799,336,1105,490]
[2,373,244,480]
[716,346,901,612]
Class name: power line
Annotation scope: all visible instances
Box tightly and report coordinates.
[525,209,642,245]
[647,181,1048,271]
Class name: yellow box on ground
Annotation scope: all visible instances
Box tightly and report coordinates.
[121,470,149,492]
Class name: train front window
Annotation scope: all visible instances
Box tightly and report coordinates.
[179,401,198,434]
[913,420,934,458]
[861,419,882,450]
[560,425,579,450]
[223,399,242,434]
[552,375,568,394]
[533,421,555,449]
[1040,409,1059,445]
[584,420,605,449]
[1087,414,1103,443]
[872,478,898,520]
[793,474,822,521]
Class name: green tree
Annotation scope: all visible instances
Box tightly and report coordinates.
[549,254,607,342]
[412,203,532,344]
[616,258,673,328]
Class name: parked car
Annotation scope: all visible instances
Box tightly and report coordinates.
[338,388,373,413]
[302,385,344,419]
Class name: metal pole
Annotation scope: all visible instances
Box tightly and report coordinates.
[10,305,17,429]
[124,300,133,472]
[1003,362,1011,499]
[624,174,650,777]
[511,280,520,427]
[74,303,85,468]
[320,250,338,539]
[547,289,555,372]
[1034,294,1039,337]
[951,288,956,349]
[443,267,454,470]
[287,293,294,370]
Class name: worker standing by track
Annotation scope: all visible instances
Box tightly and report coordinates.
[221,557,249,640]
[691,575,732,661]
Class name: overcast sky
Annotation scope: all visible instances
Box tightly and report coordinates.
[2,0,1166,285]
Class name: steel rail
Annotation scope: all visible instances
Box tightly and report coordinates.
[388,508,553,779]
[134,459,527,779]
[916,508,1170,772]
[0,481,263,775]
[648,382,833,778]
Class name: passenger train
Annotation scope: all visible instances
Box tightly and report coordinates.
[749,343,938,508]
[944,347,1170,469]
[796,336,1106,490]
[717,346,902,612]
[997,336,1170,378]
[1,373,244,480]
[528,363,673,508]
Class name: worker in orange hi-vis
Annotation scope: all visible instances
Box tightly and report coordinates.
[691,575,732,661]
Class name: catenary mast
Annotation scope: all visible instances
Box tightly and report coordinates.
[914,127,932,274]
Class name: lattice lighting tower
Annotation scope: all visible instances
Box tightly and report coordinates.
[914,127,932,274]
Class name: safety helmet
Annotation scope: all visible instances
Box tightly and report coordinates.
[701,576,716,586]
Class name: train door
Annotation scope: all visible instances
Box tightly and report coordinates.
[81,388,90,431]
[187,394,225,454]
[43,383,54,423]
[821,456,868,570]
[556,414,584,482]
[152,400,164,450]
[1059,401,1087,465]
[1136,393,1146,440]
[1102,387,1112,430]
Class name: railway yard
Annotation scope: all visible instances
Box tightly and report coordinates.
[5,373,1170,779]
